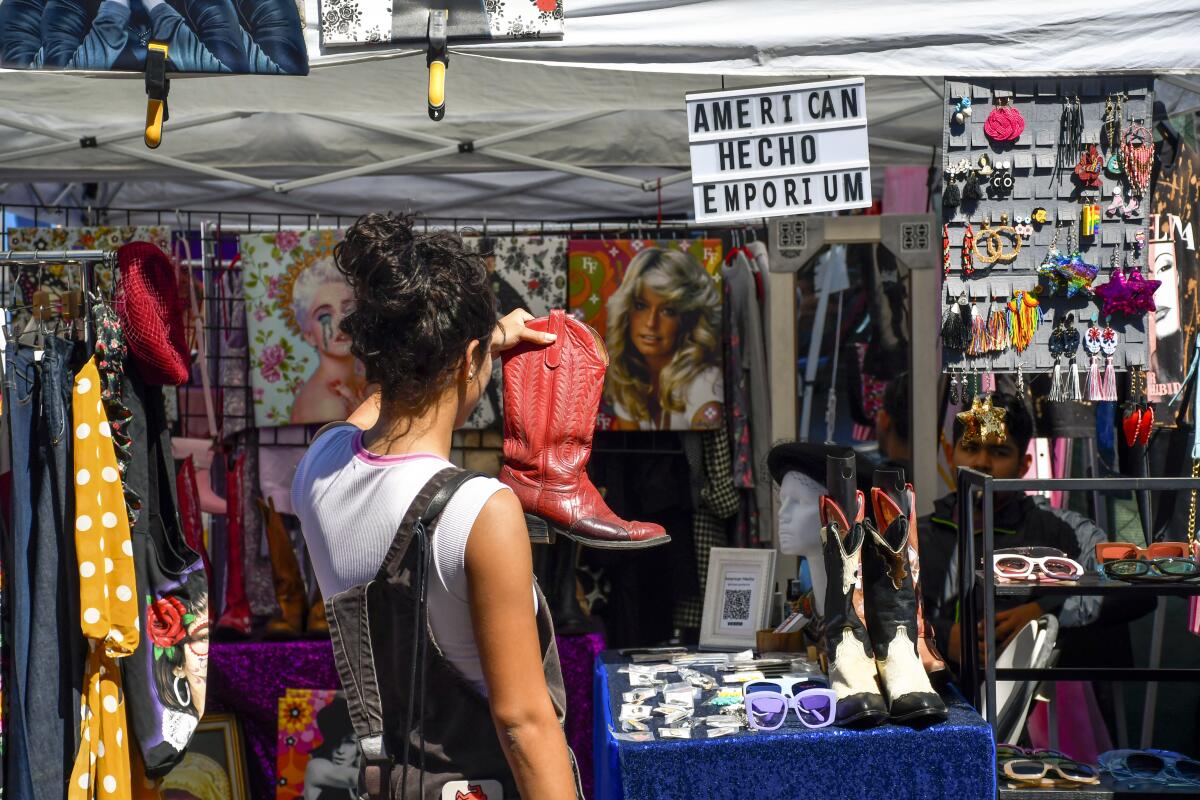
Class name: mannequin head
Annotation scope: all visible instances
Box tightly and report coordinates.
[777,471,826,556]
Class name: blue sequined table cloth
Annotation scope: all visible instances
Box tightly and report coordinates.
[593,652,996,800]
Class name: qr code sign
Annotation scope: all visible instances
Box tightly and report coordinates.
[722,589,752,623]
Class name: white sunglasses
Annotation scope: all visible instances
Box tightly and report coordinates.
[993,553,1083,581]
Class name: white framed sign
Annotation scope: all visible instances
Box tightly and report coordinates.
[686,77,872,223]
[700,547,777,650]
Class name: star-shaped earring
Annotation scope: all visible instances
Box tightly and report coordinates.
[1094,267,1131,317]
[956,396,986,445]
[978,396,1008,445]
[1124,266,1161,314]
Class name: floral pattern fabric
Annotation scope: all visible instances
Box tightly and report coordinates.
[461,236,567,429]
[69,357,139,800]
[320,0,564,46]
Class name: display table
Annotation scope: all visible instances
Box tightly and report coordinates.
[593,652,996,800]
[209,632,604,799]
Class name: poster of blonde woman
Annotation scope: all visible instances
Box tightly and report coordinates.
[569,239,725,431]
[242,230,370,427]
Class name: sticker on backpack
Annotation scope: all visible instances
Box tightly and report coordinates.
[441,779,504,800]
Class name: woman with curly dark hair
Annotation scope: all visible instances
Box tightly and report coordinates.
[292,213,577,799]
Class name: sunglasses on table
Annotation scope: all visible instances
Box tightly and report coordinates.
[1101,749,1200,787]
[993,553,1083,581]
[743,685,837,731]
[1101,558,1200,581]
[996,746,1100,787]
[1095,541,1193,563]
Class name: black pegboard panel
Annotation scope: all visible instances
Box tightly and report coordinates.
[941,77,1155,374]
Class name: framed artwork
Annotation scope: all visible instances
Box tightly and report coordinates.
[569,239,725,431]
[0,2,308,73]
[160,713,250,800]
[276,690,359,800]
[320,0,564,47]
[461,235,568,429]
[700,547,776,650]
[241,230,369,427]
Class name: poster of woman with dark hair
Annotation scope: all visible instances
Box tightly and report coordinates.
[0,0,308,73]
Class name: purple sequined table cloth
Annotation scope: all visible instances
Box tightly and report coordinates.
[209,632,605,799]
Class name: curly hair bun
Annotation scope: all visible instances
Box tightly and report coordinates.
[334,213,495,412]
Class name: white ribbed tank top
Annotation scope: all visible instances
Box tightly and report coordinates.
[292,424,531,695]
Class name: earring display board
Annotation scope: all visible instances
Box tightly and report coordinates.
[940,77,1155,375]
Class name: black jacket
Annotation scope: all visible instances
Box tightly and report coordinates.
[917,492,1081,663]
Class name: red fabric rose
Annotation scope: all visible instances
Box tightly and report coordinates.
[536,0,557,11]
[148,595,188,648]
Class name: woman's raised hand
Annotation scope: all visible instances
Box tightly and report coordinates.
[491,309,557,354]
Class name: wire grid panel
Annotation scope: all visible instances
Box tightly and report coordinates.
[940,77,1154,373]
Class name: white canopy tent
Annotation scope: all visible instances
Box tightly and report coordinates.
[0,0,1198,220]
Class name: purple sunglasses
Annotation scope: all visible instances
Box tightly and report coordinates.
[744,688,838,731]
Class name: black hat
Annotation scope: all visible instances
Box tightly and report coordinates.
[766,441,878,492]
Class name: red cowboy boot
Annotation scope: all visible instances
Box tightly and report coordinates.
[499,310,670,549]
[216,453,252,637]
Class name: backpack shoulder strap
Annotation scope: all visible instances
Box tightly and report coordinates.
[378,466,487,583]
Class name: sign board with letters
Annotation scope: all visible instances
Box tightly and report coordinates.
[686,78,872,223]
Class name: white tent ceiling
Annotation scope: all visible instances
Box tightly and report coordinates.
[0,0,1198,221]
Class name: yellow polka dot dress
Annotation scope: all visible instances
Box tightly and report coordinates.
[69,357,140,800]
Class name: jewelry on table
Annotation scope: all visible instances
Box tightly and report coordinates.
[974,215,1021,265]
[1124,258,1161,314]
[1031,207,1049,226]
[1049,319,1067,402]
[1073,143,1103,189]
[1085,319,1105,401]
[984,98,1025,142]
[977,154,994,177]
[1099,321,1119,402]
[962,168,983,203]
[943,223,951,276]
[1081,202,1102,237]
[1102,94,1124,176]
[952,96,974,126]
[989,161,1015,197]
[1014,216,1033,240]
[1006,289,1042,354]
[1122,122,1154,197]
[1063,315,1083,402]
[962,222,976,274]
[1095,259,1131,317]
[1054,96,1084,185]
[941,292,972,353]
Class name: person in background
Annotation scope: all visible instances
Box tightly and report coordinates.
[917,393,1082,667]
[876,371,912,475]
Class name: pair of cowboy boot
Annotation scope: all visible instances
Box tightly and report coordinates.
[499,310,670,550]
[820,460,947,727]
[258,496,328,638]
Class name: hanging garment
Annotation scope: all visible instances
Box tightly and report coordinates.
[120,371,208,777]
[68,357,140,800]
[93,300,140,524]
[6,334,87,800]
[326,467,582,800]
[674,428,740,629]
[722,251,773,542]
[216,452,251,635]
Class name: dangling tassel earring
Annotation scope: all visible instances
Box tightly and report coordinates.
[943,171,961,209]
[949,369,961,405]
[1049,321,1065,402]
[941,293,971,353]
[1100,322,1119,401]
[962,169,982,203]
[968,302,987,357]
[1017,363,1026,395]
[1063,315,1082,402]
[1085,320,1103,401]
[981,365,996,394]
